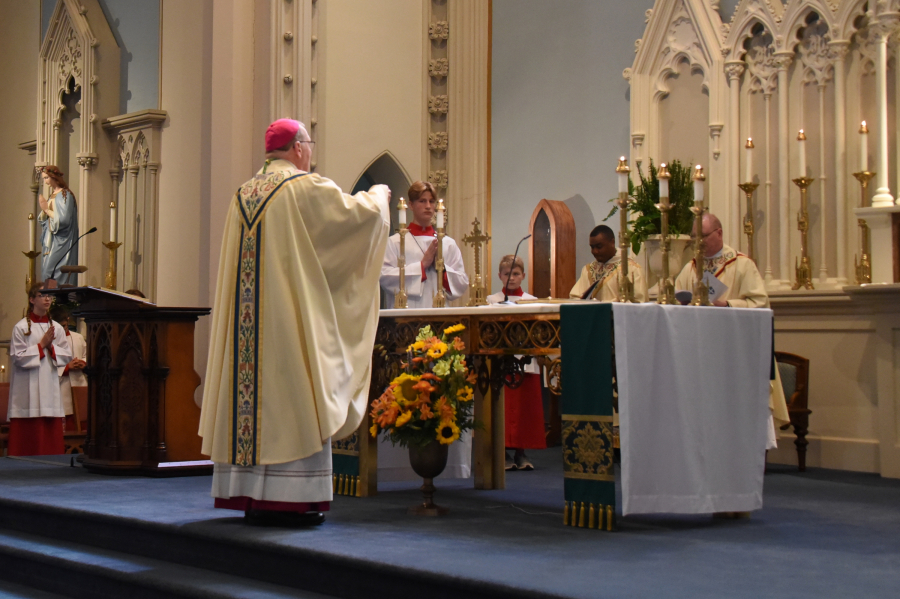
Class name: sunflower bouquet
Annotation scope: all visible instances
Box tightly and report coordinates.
[370,324,477,448]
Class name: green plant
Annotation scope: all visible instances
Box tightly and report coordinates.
[604,159,697,255]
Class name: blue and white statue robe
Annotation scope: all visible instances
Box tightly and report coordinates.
[38,189,79,285]
[200,159,390,503]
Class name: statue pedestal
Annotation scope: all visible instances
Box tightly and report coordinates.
[855,205,900,284]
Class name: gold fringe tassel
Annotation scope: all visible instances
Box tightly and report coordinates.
[332,475,337,493]
[606,505,614,531]
[564,502,570,526]
[578,502,586,527]
[355,475,362,497]
[588,504,595,529]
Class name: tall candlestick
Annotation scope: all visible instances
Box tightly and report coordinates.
[690,165,710,306]
[693,165,704,203]
[859,121,868,173]
[28,213,35,251]
[745,138,754,181]
[615,157,637,303]
[395,196,409,309]
[656,163,675,305]
[433,199,447,308]
[797,130,807,176]
[397,197,407,226]
[658,163,669,198]
[110,202,117,243]
[617,156,628,193]
[436,199,444,229]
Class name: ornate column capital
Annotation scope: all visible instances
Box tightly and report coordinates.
[724,60,745,82]
[828,39,851,60]
[773,52,794,71]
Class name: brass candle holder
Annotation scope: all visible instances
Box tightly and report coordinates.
[23,249,40,293]
[737,182,759,264]
[655,163,676,305]
[615,157,638,303]
[462,217,491,306]
[433,199,447,308]
[791,177,815,290]
[852,170,875,285]
[690,167,711,306]
[103,241,123,290]
[395,197,409,309]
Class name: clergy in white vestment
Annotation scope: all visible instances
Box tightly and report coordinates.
[200,119,391,524]
[50,305,87,431]
[674,212,789,448]
[7,283,72,456]
[569,225,648,302]
[378,181,472,480]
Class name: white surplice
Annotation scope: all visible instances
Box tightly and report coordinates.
[378,225,472,481]
[8,317,72,419]
[57,330,87,415]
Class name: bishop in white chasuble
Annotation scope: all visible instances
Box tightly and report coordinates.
[200,120,390,517]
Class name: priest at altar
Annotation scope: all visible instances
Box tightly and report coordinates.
[378,181,472,481]
[569,224,648,302]
[674,212,789,447]
[200,119,391,524]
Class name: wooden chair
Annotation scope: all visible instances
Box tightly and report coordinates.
[775,351,811,472]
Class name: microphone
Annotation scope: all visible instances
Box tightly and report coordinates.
[48,226,97,286]
[502,234,532,304]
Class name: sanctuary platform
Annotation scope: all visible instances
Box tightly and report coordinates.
[0,449,898,599]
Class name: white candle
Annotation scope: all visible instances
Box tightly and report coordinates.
[745,138,753,181]
[436,204,444,229]
[798,130,807,176]
[110,202,117,243]
[28,213,35,250]
[658,164,669,198]
[617,156,628,193]
[398,198,407,225]
[693,165,705,203]
[860,121,868,172]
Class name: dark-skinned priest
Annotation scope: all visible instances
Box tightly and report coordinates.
[200,119,391,525]
[569,224,648,302]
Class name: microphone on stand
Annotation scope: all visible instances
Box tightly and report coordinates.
[501,234,532,304]
[46,227,97,288]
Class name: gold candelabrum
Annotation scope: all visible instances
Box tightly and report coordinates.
[655,163,676,305]
[432,199,447,308]
[24,213,40,293]
[103,241,123,290]
[690,166,711,306]
[394,197,409,308]
[738,181,759,264]
[852,170,875,285]
[462,217,491,306]
[791,176,815,290]
[615,157,638,303]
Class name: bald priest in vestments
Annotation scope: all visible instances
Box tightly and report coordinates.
[200,119,391,523]
[569,225,648,302]
[674,213,789,447]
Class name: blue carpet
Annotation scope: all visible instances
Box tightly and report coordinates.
[0,449,898,598]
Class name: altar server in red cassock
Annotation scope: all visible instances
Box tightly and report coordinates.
[7,283,72,456]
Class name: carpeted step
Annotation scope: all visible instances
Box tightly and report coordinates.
[0,527,335,599]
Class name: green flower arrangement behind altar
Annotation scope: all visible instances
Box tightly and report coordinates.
[370,324,477,448]
[604,159,697,255]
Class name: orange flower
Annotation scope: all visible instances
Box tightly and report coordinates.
[374,401,400,428]
[419,404,434,420]
[451,337,465,352]
[435,396,455,422]
[412,380,437,395]
[466,371,478,385]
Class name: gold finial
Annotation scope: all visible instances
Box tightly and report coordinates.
[692,164,706,181]
[797,129,807,141]
[657,162,671,179]
[860,121,868,134]
[110,201,116,209]
[397,196,408,210]
[616,156,630,174]
[28,213,34,221]
[745,137,755,149]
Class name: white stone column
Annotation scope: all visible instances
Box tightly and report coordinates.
[775,53,793,285]
[830,41,850,284]
[764,92,774,283]
[817,84,828,283]
[872,18,897,207]
[725,61,744,243]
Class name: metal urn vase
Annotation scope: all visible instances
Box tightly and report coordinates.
[407,440,450,516]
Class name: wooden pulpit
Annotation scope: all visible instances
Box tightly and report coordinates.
[528,199,576,298]
[44,287,210,475]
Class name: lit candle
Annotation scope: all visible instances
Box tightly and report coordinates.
[397,197,407,226]
[617,156,629,193]
[693,165,705,203]
[797,129,807,176]
[436,199,445,229]
[28,213,35,251]
[658,163,669,199]
[745,138,754,182]
[859,121,868,172]
[110,202,117,243]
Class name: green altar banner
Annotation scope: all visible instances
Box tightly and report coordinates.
[560,303,616,531]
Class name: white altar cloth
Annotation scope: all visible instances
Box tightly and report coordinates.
[613,303,772,515]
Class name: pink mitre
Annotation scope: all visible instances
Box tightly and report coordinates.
[265,118,302,152]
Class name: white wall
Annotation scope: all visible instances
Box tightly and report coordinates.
[490,0,655,282]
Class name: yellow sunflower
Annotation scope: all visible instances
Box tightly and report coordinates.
[390,373,421,405]
[436,419,461,445]
[395,411,413,428]
[456,386,474,402]
[369,422,379,437]
[426,342,448,360]
[407,340,426,353]
[444,323,466,335]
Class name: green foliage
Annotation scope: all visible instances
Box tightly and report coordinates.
[604,159,697,255]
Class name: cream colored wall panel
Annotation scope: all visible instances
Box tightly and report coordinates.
[318,0,424,190]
